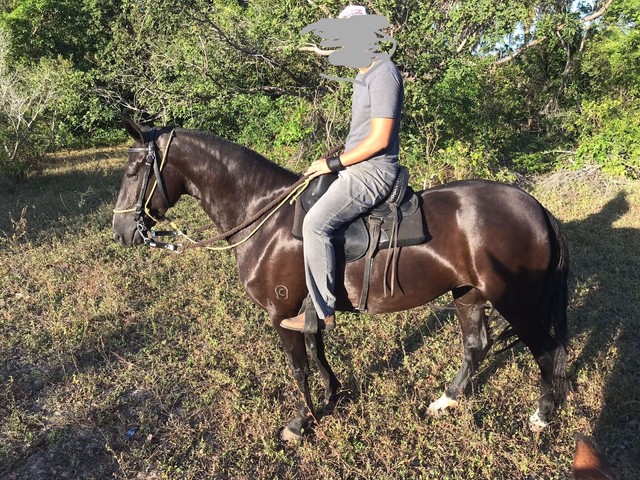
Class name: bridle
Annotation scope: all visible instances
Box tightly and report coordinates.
[113,129,322,254]
[113,128,181,251]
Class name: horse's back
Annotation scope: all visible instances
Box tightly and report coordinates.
[419,180,552,303]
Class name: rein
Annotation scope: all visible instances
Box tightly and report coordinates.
[185,142,344,252]
[114,129,312,253]
[176,176,310,252]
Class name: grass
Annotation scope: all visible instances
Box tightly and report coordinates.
[1,149,639,479]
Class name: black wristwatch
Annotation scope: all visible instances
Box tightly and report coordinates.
[326,156,345,172]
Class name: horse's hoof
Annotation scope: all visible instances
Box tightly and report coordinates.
[428,393,459,415]
[280,426,302,443]
[529,409,549,432]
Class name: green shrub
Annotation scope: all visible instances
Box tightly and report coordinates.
[0,26,84,178]
[403,137,514,188]
[570,97,640,177]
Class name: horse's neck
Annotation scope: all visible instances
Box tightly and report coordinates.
[176,135,297,232]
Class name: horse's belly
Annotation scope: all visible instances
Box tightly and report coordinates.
[341,243,459,314]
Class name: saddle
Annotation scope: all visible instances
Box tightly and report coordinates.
[292,166,427,312]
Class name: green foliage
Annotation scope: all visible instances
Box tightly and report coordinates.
[1,0,121,68]
[403,136,513,187]
[0,26,84,178]
[1,0,639,179]
[511,150,560,175]
[581,1,640,97]
[571,98,640,177]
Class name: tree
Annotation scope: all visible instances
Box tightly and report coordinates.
[0,26,77,178]
[1,0,638,178]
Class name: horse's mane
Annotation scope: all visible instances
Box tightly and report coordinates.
[177,128,295,178]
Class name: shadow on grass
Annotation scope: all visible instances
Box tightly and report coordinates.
[0,148,124,244]
[563,191,640,479]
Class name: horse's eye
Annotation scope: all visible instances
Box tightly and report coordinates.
[125,165,138,179]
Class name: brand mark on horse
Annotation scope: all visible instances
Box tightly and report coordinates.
[275,285,289,300]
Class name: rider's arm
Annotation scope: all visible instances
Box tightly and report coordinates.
[339,117,394,166]
[305,117,395,178]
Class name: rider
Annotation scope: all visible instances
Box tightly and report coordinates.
[280,5,403,332]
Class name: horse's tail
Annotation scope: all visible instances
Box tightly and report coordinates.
[541,207,570,402]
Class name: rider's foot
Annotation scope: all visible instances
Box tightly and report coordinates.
[280,313,336,332]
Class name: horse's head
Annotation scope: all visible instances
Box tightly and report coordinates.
[112,117,182,247]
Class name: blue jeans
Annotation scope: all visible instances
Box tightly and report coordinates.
[302,161,398,318]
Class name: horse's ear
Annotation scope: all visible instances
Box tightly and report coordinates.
[121,115,145,143]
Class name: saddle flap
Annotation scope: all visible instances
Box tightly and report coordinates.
[300,173,339,212]
[333,218,369,262]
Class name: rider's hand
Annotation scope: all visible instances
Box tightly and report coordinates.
[305,158,332,179]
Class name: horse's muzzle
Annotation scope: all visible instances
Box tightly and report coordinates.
[112,230,139,247]
[111,216,142,247]
[112,231,123,244]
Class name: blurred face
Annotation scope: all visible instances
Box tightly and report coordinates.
[301,14,396,79]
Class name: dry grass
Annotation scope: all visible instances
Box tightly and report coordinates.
[1,150,639,479]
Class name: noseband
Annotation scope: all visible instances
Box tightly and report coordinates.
[115,128,181,251]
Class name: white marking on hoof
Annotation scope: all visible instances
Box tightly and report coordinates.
[529,409,549,432]
[280,426,302,443]
[428,393,459,415]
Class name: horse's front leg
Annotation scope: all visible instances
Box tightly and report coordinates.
[305,331,342,414]
[274,319,315,442]
[429,288,491,415]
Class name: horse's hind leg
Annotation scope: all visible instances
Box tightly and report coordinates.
[518,329,559,432]
[305,332,342,414]
[429,287,491,414]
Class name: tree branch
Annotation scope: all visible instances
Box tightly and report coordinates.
[179,7,313,90]
[495,0,615,66]
[495,37,546,66]
[582,0,614,24]
[299,43,333,56]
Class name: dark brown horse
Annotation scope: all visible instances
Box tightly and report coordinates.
[112,118,570,440]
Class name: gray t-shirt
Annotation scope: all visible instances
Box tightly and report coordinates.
[344,58,403,166]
